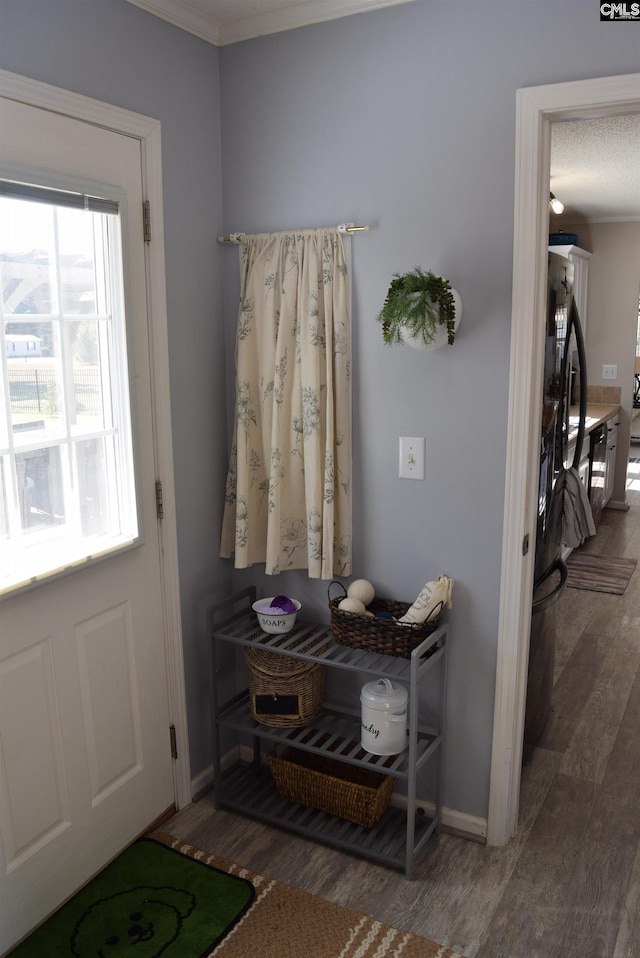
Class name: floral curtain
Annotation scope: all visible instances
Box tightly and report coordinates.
[220,228,352,579]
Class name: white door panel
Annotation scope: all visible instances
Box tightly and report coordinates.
[0,638,69,868]
[76,602,142,802]
[0,94,174,951]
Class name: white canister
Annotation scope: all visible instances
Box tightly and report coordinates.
[360,678,408,756]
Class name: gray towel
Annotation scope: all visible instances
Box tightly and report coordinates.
[558,467,596,549]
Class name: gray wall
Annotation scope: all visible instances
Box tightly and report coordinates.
[0,0,230,780]
[2,0,639,822]
[218,2,640,819]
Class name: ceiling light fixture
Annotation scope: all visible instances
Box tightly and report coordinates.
[550,192,564,215]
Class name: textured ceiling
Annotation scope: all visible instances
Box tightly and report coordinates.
[550,113,640,222]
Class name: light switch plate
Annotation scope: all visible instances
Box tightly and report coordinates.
[399,437,425,480]
[602,364,618,380]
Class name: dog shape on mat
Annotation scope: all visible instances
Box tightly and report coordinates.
[70,884,196,957]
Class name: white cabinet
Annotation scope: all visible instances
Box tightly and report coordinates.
[604,414,619,507]
[549,244,592,336]
[208,588,448,879]
[566,433,590,473]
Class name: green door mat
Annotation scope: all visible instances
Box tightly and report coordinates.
[9,838,255,957]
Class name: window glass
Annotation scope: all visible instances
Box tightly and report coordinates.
[0,191,139,594]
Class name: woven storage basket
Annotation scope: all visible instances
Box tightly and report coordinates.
[328,581,442,658]
[267,745,395,828]
[245,647,324,728]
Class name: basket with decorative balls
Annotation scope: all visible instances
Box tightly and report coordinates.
[328,576,453,659]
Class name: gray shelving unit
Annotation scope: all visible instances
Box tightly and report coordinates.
[208,587,448,879]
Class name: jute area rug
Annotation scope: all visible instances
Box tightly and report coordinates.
[157,834,462,958]
[566,552,637,595]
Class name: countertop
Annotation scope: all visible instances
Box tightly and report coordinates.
[568,402,620,447]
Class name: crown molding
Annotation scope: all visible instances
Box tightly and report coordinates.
[126,0,414,46]
[126,0,223,45]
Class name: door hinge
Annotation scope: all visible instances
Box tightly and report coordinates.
[169,724,178,760]
[143,200,151,243]
[155,480,164,520]
[522,533,530,556]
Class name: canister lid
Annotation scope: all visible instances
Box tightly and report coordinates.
[360,678,408,710]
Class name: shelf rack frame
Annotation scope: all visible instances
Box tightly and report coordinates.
[208,586,448,878]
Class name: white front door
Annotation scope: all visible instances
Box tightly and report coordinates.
[0,95,176,952]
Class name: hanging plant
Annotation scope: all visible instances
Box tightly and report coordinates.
[377,267,458,348]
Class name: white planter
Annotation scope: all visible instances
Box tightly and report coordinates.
[404,288,462,351]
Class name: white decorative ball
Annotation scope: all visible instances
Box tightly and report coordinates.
[339,597,367,615]
[347,579,375,606]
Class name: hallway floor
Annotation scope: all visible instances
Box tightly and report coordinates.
[161,463,640,958]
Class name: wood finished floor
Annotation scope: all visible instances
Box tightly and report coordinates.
[160,461,640,958]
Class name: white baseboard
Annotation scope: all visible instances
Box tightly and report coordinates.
[390,793,487,842]
[190,763,216,801]
[605,499,630,512]
[191,749,487,844]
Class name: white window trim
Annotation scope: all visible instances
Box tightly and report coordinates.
[0,68,192,809]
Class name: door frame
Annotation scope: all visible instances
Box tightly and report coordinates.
[0,68,192,810]
[488,72,640,846]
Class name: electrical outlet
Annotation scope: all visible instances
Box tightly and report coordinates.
[602,364,618,380]
[399,437,425,480]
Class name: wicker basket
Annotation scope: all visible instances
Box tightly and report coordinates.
[328,581,442,658]
[245,646,324,728]
[267,745,395,828]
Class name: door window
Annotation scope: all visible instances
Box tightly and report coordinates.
[0,182,139,594]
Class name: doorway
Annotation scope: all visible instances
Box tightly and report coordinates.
[0,69,191,951]
[488,72,640,847]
